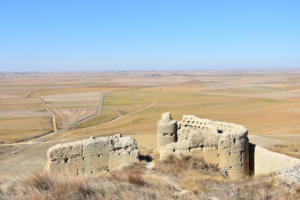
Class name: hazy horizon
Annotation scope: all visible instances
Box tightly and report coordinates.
[3,67,300,73]
[1,0,300,71]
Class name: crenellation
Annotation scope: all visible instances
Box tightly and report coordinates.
[158,112,250,179]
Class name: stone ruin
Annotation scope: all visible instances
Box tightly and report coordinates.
[157,112,249,179]
[45,113,250,179]
[45,134,139,176]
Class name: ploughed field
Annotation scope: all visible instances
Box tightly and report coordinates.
[41,92,101,129]
[1,70,300,172]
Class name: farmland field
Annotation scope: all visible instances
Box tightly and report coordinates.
[61,85,300,139]
[1,71,300,176]
[0,97,51,143]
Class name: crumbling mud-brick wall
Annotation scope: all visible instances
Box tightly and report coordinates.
[45,134,139,176]
[157,112,177,149]
[158,113,249,179]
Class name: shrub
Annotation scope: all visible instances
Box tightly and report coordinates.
[25,173,53,191]
[128,168,144,185]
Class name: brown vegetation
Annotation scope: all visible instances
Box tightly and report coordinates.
[1,156,299,200]
[154,156,300,199]
[269,144,300,159]
[3,71,300,144]
[0,171,174,200]
[0,144,18,154]
[2,71,300,199]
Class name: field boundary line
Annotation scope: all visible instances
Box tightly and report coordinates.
[96,102,156,128]
[39,97,58,132]
[0,92,106,160]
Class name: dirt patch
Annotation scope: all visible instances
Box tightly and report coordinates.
[52,108,96,129]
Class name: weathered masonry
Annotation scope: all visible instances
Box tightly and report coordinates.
[157,112,249,179]
[45,134,139,176]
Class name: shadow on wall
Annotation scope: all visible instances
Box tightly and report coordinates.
[138,154,153,162]
[249,143,256,176]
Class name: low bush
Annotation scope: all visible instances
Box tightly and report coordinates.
[1,157,299,200]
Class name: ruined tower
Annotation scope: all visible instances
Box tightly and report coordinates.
[157,112,177,149]
[157,113,250,179]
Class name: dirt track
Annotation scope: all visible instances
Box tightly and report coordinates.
[98,102,156,128]
[52,107,96,129]
[2,71,300,178]
[41,97,58,132]
[0,140,68,178]
[0,92,105,161]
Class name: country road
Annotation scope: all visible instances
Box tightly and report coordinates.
[0,92,105,161]
[0,87,158,177]
[97,102,156,128]
[41,98,58,132]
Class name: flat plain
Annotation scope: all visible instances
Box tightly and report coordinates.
[1,70,300,176]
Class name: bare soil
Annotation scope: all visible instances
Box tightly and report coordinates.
[2,71,300,178]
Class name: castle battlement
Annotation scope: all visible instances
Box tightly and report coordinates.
[157,113,249,179]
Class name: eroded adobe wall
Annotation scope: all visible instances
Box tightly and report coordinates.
[157,112,177,149]
[158,113,249,179]
[45,134,139,176]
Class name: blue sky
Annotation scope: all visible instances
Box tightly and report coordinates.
[0,0,300,71]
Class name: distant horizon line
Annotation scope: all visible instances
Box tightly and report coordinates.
[1,67,300,73]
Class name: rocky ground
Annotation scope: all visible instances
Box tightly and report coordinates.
[279,164,300,185]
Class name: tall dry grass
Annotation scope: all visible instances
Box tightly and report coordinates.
[0,157,299,200]
[153,155,300,200]
[269,144,300,159]
[0,167,175,200]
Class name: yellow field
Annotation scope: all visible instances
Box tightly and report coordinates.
[0,97,52,142]
[0,117,52,142]
[2,71,300,145]
[0,97,42,105]
[59,85,300,140]
[2,71,300,178]
[33,86,126,96]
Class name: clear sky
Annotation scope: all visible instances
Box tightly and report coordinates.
[1,0,300,71]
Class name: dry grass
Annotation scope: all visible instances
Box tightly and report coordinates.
[127,168,144,185]
[208,86,285,95]
[59,87,300,140]
[0,116,52,143]
[0,144,19,154]
[0,128,52,143]
[75,108,116,129]
[0,169,176,200]
[0,98,52,143]
[153,156,300,200]
[269,144,300,159]
[33,86,125,96]
[154,155,226,194]
[51,107,97,129]
[4,71,300,144]
[106,164,147,186]
[1,157,299,200]
[0,97,42,105]
[154,155,221,177]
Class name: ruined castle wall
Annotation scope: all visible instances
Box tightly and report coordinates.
[45,134,139,176]
[158,113,249,179]
[217,132,249,178]
[157,112,177,149]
